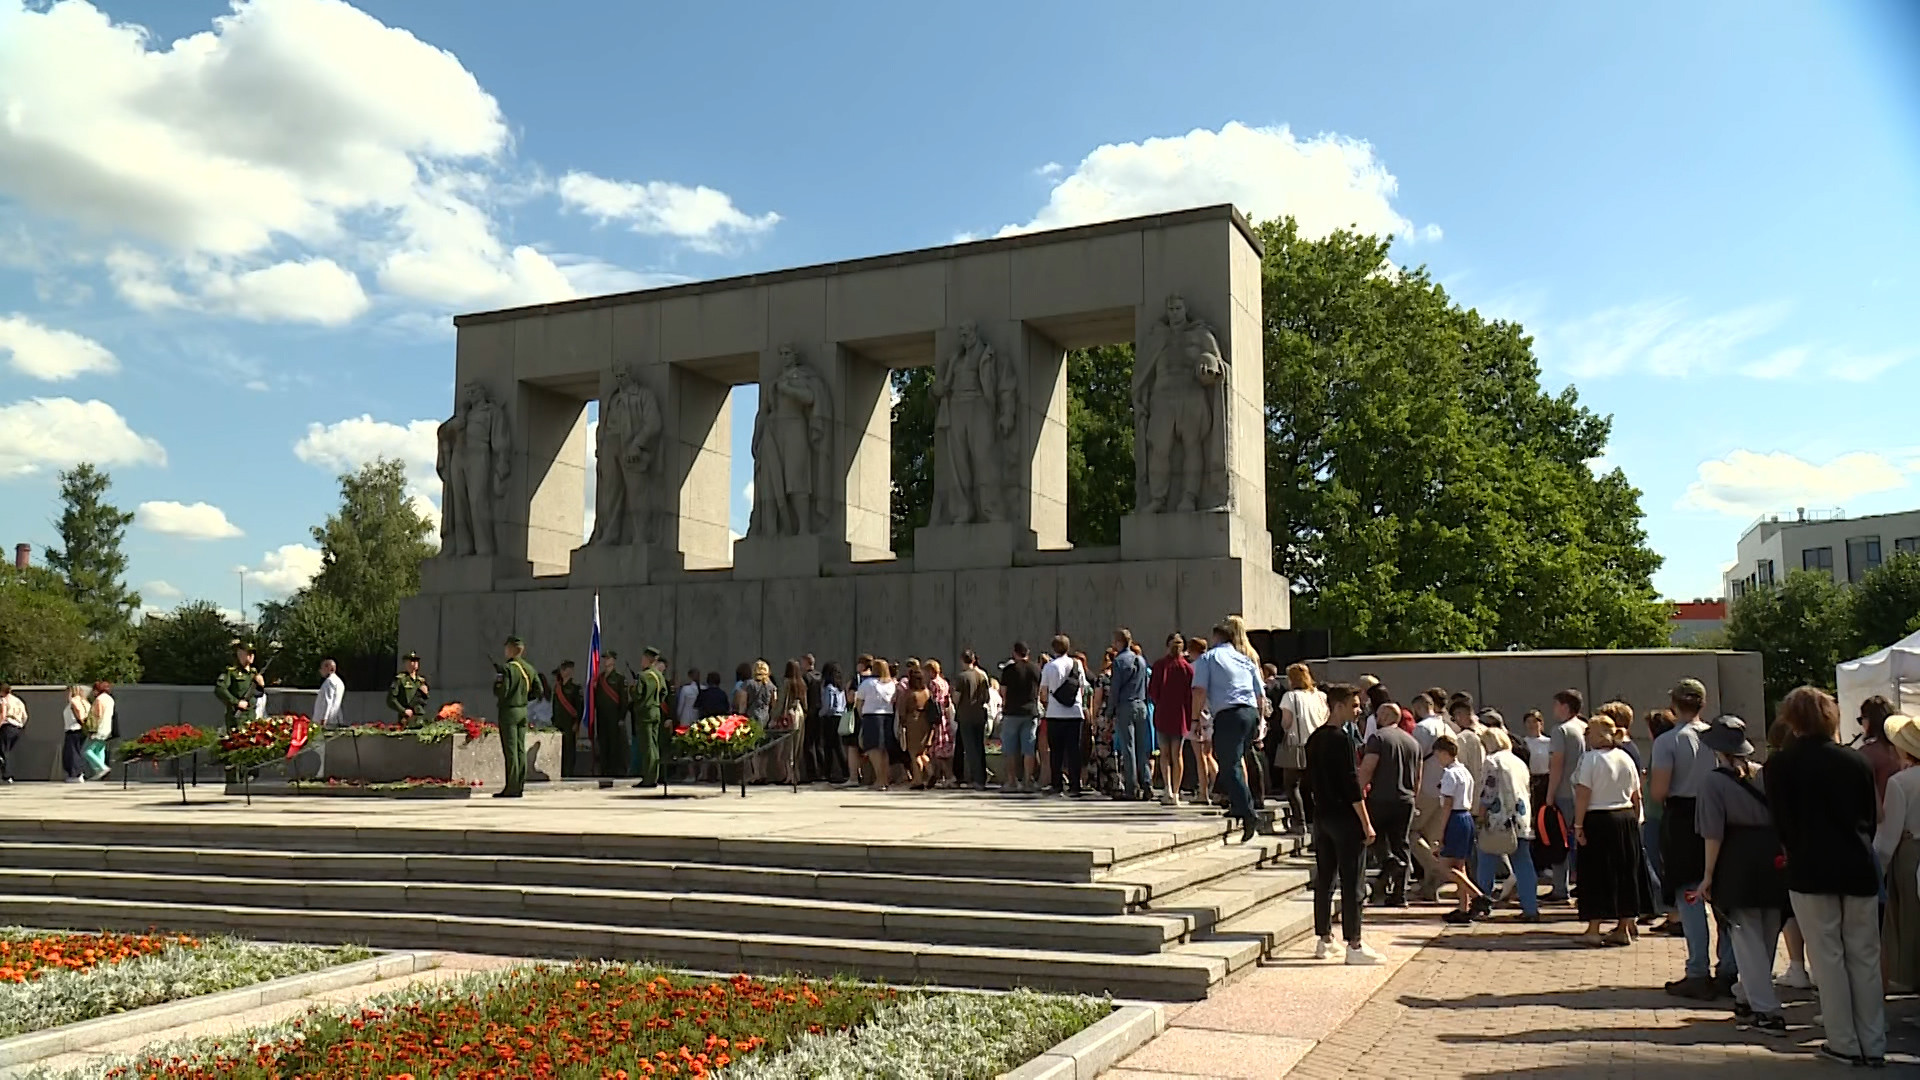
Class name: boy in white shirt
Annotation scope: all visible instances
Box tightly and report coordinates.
[1434,734,1487,924]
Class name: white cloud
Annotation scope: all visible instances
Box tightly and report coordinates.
[0,0,724,321]
[1035,162,1064,178]
[141,579,182,601]
[742,478,754,504]
[294,414,439,490]
[1678,449,1914,517]
[137,500,244,539]
[109,251,370,325]
[1545,299,1791,379]
[240,542,323,596]
[997,122,1432,243]
[0,314,118,380]
[582,418,598,541]
[0,397,165,476]
[557,172,779,253]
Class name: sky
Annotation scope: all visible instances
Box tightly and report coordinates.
[0,0,1916,621]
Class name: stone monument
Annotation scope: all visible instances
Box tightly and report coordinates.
[405,204,1288,712]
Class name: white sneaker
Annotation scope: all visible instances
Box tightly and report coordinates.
[1313,937,1336,960]
[1779,963,1812,989]
[1346,943,1384,966]
[1159,792,1178,806]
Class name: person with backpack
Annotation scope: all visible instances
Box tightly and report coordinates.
[1695,715,1789,1036]
[1040,635,1088,797]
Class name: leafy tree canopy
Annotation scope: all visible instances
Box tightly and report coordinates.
[44,463,141,645]
[135,601,244,687]
[1726,569,1855,706]
[0,565,92,685]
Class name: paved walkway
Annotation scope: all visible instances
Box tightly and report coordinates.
[1109,911,1920,1078]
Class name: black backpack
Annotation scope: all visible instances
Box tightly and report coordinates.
[1050,661,1083,709]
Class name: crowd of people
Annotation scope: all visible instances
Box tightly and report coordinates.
[1289,674,1914,1067]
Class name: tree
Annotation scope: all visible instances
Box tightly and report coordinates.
[1726,569,1854,705]
[1065,344,1137,546]
[44,464,140,638]
[1851,551,1920,654]
[0,565,92,684]
[889,367,936,553]
[135,602,245,686]
[259,458,436,690]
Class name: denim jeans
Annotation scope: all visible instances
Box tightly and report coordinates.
[1678,882,1738,979]
[1112,700,1153,795]
[1210,705,1258,821]
[1475,841,1539,917]
[1640,816,1666,908]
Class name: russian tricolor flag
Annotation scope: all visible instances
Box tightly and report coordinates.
[585,593,601,738]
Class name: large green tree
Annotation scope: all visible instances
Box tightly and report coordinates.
[0,565,92,684]
[259,458,436,690]
[135,601,244,686]
[887,217,1668,651]
[1726,569,1855,705]
[1851,550,1920,653]
[43,464,141,680]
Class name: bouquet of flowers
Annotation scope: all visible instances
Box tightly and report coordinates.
[672,714,764,759]
[327,703,495,745]
[435,702,493,743]
[119,724,220,762]
[216,714,307,772]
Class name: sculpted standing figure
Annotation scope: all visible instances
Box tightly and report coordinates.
[749,345,834,537]
[930,320,1018,525]
[1132,295,1228,513]
[588,366,663,546]
[437,382,513,556]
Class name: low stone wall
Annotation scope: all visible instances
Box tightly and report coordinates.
[322,730,559,788]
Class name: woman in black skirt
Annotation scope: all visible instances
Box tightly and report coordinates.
[1572,715,1650,946]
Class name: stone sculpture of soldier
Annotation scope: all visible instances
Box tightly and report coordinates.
[749,345,834,537]
[930,320,1019,525]
[587,365,664,547]
[436,381,513,556]
[1132,295,1229,513]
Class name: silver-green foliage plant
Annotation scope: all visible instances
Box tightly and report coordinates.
[717,988,1110,1080]
[0,936,371,1040]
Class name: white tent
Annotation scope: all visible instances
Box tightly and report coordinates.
[1837,627,1920,742]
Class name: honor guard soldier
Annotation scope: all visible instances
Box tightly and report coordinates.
[550,660,584,777]
[213,640,264,732]
[387,652,431,725]
[493,636,538,798]
[592,651,630,788]
[632,647,668,788]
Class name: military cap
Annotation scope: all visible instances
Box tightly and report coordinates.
[233,640,256,652]
[402,651,421,662]
[505,635,524,647]
[642,646,662,659]
[603,649,619,660]
[1672,677,1706,700]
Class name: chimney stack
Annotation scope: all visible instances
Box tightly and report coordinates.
[1796,507,1806,522]
[13,543,28,569]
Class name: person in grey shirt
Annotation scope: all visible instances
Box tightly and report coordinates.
[1106,628,1152,801]
[1655,678,1737,998]
[1543,689,1588,902]
[1694,716,1787,1034]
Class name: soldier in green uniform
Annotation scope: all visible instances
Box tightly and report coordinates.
[550,660,584,778]
[387,652,431,725]
[592,650,630,789]
[493,636,537,798]
[631,647,669,788]
[213,641,264,783]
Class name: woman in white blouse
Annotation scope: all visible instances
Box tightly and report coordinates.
[1572,716,1648,946]
[853,660,899,792]
[83,681,115,780]
[61,685,90,782]
[1872,715,1920,990]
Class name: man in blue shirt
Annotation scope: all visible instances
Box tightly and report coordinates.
[1107,628,1153,801]
[1191,620,1269,842]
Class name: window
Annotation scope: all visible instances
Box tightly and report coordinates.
[1897,537,1920,555]
[1803,546,1834,577]
[1757,559,1775,587]
[1731,579,1745,600]
[1847,536,1883,583]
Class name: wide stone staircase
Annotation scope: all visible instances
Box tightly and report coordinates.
[0,818,1317,1001]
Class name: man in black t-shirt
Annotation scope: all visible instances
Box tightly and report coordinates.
[999,641,1045,793]
[1305,683,1384,964]
[1357,690,1421,908]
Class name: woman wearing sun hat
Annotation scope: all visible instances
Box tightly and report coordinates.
[1872,714,1920,991]
[1696,715,1789,1035]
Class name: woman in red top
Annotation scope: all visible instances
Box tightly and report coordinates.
[1148,632,1194,806]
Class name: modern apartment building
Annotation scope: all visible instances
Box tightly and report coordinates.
[1724,507,1920,600]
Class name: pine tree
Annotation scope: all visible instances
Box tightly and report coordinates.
[45,463,140,639]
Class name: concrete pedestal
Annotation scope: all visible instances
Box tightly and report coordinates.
[732,535,845,580]
[1120,511,1245,562]
[913,521,1038,571]
[420,555,533,595]
[568,543,673,587]
[321,730,559,789]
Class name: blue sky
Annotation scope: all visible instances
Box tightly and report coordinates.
[1,0,1915,620]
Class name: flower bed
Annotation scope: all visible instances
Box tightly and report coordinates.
[673,714,764,759]
[0,929,369,1040]
[70,964,893,1079]
[287,777,482,798]
[214,715,307,772]
[116,726,219,764]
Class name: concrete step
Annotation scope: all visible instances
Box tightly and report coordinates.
[0,842,1144,917]
[13,817,1243,884]
[0,895,1230,1001]
[0,868,1190,955]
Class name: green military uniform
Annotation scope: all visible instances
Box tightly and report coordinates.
[213,643,262,783]
[494,638,537,798]
[632,652,668,787]
[592,654,630,787]
[551,667,584,777]
[386,655,430,725]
